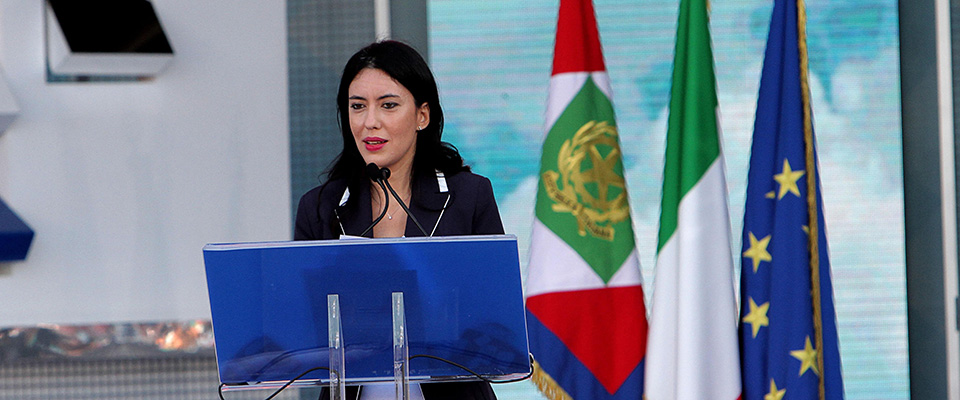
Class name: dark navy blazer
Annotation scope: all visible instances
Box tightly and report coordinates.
[294,169,503,400]
[295,170,504,240]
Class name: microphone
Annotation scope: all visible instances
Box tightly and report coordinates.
[381,167,429,236]
[365,162,384,181]
[359,163,389,237]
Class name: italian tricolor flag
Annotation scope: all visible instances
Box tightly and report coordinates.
[642,0,741,399]
[525,0,647,399]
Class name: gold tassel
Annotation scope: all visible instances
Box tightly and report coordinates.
[531,360,575,400]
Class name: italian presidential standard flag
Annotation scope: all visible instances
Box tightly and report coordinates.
[525,0,647,399]
[642,0,741,399]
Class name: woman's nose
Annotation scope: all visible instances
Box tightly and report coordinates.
[363,109,381,129]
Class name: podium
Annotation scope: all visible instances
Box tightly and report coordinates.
[203,234,531,397]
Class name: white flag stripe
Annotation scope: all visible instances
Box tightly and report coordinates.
[592,71,613,100]
[543,72,613,135]
[526,220,642,298]
[607,248,643,287]
[644,159,741,400]
[544,72,588,134]
[526,220,604,298]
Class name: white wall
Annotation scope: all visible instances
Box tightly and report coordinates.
[0,0,290,325]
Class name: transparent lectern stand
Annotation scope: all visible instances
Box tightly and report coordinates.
[203,234,531,397]
[326,292,411,400]
[392,292,410,400]
[328,294,346,400]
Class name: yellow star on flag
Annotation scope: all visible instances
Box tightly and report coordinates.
[741,297,770,338]
[743,232,772,273]
[581,143,624,209]
[764,379,786,400]
[773,159,805,199]
[790,336,820,377]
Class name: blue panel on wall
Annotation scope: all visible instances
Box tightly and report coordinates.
[0,196,34,261]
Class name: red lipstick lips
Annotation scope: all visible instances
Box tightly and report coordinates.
[363,137,387,151]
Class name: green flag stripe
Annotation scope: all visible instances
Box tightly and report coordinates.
[536,76,636,282]
[657,0,721,252]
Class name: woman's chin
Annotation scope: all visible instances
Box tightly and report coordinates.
[362,157,394,170]
[361,153,412,174]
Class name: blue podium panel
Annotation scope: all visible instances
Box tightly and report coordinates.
[203,235,529,386]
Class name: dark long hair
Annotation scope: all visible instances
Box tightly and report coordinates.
[326,40,469,192]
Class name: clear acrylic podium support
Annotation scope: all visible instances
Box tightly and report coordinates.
[328,294,346,400]
[392,292,410,400]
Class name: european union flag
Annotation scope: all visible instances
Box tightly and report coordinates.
[739,0,844,399]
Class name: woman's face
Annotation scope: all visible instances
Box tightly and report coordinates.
[347,68,429,177]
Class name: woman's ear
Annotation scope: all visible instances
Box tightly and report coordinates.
[418,103,430,131]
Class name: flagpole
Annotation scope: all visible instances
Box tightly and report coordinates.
[796,0,826,399]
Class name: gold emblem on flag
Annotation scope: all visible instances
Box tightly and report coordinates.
[542,120,629,241]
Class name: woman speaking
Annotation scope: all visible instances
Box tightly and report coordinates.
[294,41,501,399]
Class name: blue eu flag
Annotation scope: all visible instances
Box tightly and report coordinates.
[739,0,844,399]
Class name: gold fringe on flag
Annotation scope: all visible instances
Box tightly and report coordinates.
[796,0,826,399]
[531,360,574,400]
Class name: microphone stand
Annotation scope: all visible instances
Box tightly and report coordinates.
[360,164,390,237]
[381,171,428,237]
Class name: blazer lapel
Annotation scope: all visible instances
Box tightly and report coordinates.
[336,183,375,237]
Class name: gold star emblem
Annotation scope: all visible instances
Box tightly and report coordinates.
[764,379,786,400]
[773,159,805,199]
[790,336,820,377]
[743,232,772,273]
[580,143,624,210]
[741,297,770,338]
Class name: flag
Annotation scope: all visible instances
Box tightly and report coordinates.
[642,0,741,399]
[524,0,647,398]
[738,0,844,399]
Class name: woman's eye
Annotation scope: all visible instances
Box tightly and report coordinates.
[349,103,365,110]
[382,102,399,109]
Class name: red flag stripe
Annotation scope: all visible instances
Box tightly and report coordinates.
[552,0,607,75]
[526,285,648,394]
